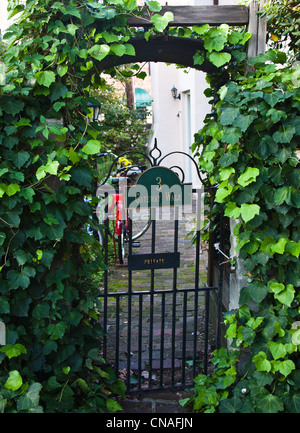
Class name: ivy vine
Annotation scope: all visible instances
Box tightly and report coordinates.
[183,50,300,413]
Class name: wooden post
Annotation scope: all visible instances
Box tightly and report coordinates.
[0,322,5,345]
[125,78,135,110]
[247,0,259,60]
[247,0,267,61]
[257,0,267,55]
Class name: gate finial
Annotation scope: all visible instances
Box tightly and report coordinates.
[149,138,162,166]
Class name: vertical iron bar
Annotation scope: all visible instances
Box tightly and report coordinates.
[138,293,143,390]
[115,297,120,375]
[149,207,156,389]
[171,206,179,387]
[204,289,210,375]
[216,209,224,349]
[160,292,165,388]
[193,193,201,378]
[127,212,133,391]
[181,290,187,385]
[103,192,109,360]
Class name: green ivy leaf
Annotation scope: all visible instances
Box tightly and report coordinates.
[57,64,68,77]
[147,1,161,12]
[49,82,68,102]
[285,241,300,258]
[248,281,268,304]
[35,71,56,88]
[219,107,239,126]
[0,96,25,116]
[221,127,242,145]
[71,167,94,188]
[88,44,110,61]
[44,223,65,241]
[219,396,243,413]
[228,31,244,44]
[233,114,257,132]
[17,383,42,412]
[270,283,295,307]
[65,24,79,36]
[219,151,239,167]
[32,303,50,320]
[283,393,300,413]
[47,322,67,340]
[273,126,296,143]
[220,167,235,181]
[204,28,228,52]
[110,43,126,57]
[215,187,232,203]
[266,108,287,123]
[224,202,241,219]
[272,359,295,377]
[7,267,36,289]
[268,341,287,360]
[6,184,21,197]
[14,151,30,169]
[124,44,135,56]
[150,12,174,32]
[273,186,291,205]
[106,397,123,412]
[82,139,101,155]
[264,92,282,108]
[124,0,138,12]
[271,237,287,254]
[240,204,260,223]
[253,351,272,372]
[192,24,210,35]
[237,167,260,187]
[4,370,23,391]
[255,390,284,413]
[209,52,231,67]
[0,344,26,359]
[60,4,81,19]
[193,51,205,66]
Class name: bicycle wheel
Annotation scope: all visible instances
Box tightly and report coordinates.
[118,227,126,264]
[129,207,152,242]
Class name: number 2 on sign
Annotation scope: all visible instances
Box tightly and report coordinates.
[156,177,162,191]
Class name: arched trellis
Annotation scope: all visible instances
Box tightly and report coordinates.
[89,3,266,74]
[93,36,219,74]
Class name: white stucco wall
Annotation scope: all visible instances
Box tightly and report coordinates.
[0,1,10,35]
[149,0,241,187]
[150,63,210,187]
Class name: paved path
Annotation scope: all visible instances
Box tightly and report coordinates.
[99,203,215,411]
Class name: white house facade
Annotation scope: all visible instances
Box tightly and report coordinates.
[148,0,241,188]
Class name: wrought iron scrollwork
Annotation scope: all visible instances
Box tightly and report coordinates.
[98,139,203,185]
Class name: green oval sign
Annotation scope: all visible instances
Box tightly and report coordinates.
[125,166,192,209]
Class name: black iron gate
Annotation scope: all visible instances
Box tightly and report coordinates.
[98,141,223,392]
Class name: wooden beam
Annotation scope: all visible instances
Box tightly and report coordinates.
[94,36,220,75]
[127,5,249,27]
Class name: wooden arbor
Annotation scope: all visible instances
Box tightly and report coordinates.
[94,2,267,72]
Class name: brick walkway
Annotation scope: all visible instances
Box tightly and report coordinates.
[99,204,215,412]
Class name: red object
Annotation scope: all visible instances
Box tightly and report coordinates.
[113,194,123,236]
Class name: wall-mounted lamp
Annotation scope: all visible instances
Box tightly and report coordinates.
[171,85,181,100]
[87,101,101,121]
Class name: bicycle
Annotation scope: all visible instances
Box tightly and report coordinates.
[95,153,151,265]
